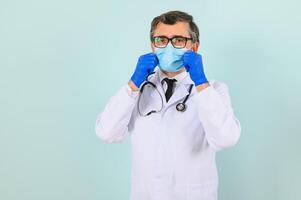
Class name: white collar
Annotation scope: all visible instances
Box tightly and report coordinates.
[158,68,189,85]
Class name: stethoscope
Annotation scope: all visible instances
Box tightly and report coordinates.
[137,72,194,117]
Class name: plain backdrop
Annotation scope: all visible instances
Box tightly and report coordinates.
[1,0,300,199]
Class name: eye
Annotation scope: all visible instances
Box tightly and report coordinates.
[155,37,167,43]
[173,37,186,43]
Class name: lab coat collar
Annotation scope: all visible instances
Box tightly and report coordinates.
[156,67,194,86]
[158,68,189,86]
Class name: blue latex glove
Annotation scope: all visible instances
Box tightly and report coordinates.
[131,53,158,88]
[183,50,208,86]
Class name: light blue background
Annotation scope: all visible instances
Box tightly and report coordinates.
[1,0,300,199]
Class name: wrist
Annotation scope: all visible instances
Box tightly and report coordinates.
[196,82,210,92]
[192,74,208,86]
[128,80,139,91]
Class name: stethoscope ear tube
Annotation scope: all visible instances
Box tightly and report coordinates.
[140,71,156,93]
[140,81,156,93]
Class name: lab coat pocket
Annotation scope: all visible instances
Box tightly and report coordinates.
[187,181,218,200]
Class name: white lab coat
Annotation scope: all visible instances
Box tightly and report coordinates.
[95,69,241,200]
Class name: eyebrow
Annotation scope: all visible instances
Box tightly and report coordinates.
[153,34,190,38]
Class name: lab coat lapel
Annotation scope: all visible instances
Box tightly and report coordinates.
[165,85,189,107]
[147,69,196,111]
[165,75,195,109]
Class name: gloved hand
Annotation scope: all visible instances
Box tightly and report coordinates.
[183,50,208,86]
[130,53,158,88]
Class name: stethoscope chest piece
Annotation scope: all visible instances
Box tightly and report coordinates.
[176,102,187,112]
[175,84,193,112]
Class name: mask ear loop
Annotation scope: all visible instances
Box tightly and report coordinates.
[137,71,164,117]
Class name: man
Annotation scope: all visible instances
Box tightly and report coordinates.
[96,10,241,200]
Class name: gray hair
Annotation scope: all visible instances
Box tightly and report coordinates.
[150,11,200,43]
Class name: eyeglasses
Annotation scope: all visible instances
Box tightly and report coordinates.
[152,36,193,49]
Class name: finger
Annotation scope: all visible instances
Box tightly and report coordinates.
[184,64,190,72]
[183,50,194,56]
[145,52,157,58]
[143,61,157,66]
[140,53,155,61]
[183,56,192,64]
[143,52,155,56]
[144,58,158,65]
[183,51,195,58]
[147,65,156,73]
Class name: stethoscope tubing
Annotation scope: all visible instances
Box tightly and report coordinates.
[138,72,193,116]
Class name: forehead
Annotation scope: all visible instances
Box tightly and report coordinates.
[153,22,190,37]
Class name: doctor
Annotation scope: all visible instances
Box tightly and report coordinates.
[96,10,241,200]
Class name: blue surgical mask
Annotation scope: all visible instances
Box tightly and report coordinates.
[155,44,188,72]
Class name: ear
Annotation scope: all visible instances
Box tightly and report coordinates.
[191,42,199,52]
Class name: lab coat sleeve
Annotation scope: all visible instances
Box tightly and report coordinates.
[193,81,241,151]
[95,84,138,143]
